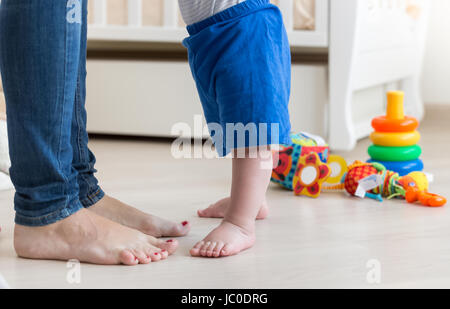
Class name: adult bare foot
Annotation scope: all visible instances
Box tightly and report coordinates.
[89,195,191,238]
[197,197,269,220]
[190,220,255,258]
[14,209,178,265]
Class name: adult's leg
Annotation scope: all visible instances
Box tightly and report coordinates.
[71,0,190,238]
[0,0,177,264]
[71,0,104,208]
[0,0,83,226]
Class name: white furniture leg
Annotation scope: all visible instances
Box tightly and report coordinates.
[328,0,359,151]
[329,79,356,151]
[402,76,424,121]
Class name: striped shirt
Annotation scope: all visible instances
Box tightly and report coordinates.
[178,0,246,25]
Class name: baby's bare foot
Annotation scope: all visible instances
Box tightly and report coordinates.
[198,197,269,220]
[14,209,178,265]
[89,195,190,238]
[190,220,255,258]
[193,151,272,258]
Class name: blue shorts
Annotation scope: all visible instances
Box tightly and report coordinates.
[183,0,292,157]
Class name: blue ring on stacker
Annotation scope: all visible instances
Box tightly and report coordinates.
[367,159,424,176]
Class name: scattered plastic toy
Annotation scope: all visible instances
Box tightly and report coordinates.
[368,91,424,176]
[339,161,446,207]
[293,152,331,198]
[271,132,446,207]
[271,132,329,192]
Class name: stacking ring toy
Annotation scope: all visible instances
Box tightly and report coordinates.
[367,159,424,176]
[372,116,419,133]
[370,131,420,147]
[368,145,422,162]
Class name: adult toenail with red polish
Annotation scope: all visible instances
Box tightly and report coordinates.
[182,221,188,226]
[167,239,173,242]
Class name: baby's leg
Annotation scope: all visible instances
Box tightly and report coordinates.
[198,197,269,220]
[183,1,291,257]
[191,149,272,258]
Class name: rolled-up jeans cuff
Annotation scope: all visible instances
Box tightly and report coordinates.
[80,187,105,208]
[15,200,84,227]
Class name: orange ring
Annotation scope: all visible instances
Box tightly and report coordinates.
[372,116,419,133]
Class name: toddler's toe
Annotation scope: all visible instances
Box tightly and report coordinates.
[200,242,211,257]
[213,242,225,258]
[190,241,204,257]
[206,242,217,257]
[220,244,234,257]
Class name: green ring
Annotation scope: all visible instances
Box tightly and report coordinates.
[368,145,422,162]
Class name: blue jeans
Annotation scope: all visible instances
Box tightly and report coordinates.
[0,0,104,226]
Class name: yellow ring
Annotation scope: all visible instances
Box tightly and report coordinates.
[326,155,348,185]
[370,131,421,147]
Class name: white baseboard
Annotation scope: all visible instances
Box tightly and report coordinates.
[86,59,329,138]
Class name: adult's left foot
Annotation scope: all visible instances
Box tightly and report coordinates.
[89,195,191,238]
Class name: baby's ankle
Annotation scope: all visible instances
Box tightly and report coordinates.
[223,216,255,234]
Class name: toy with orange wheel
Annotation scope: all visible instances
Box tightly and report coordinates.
[368,91,423,176]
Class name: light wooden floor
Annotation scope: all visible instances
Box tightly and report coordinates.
[0,106,449,289]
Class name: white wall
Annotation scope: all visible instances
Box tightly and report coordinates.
[422,0,450,105]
